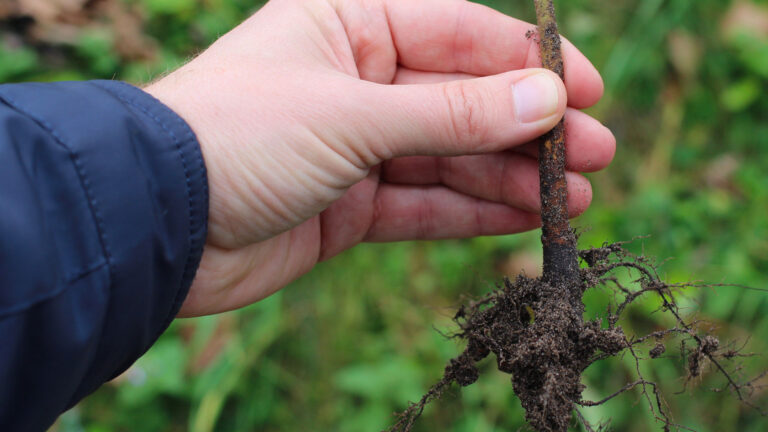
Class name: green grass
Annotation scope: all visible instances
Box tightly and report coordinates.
[5,0,763,430]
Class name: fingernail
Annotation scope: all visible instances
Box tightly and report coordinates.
[512,73,560,123]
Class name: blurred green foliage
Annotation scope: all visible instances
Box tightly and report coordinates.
[2,0,765,430]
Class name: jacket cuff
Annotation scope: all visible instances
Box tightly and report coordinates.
[82,80,209,380]
[89,80,209,335]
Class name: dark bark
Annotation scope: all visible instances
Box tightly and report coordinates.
[533,0,580,298]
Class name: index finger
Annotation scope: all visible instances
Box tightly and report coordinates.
[383,0,603,108]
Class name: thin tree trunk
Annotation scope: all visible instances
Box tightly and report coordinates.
[533,0,580,298]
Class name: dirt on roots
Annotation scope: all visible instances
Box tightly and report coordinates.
[387,242,765,432]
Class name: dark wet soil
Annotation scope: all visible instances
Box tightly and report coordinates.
[443,270,624,431]
[388,244,628,432]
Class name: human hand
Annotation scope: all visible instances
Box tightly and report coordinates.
[145,0,615,317]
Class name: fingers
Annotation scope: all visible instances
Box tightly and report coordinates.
[364,185,542,242]
[514,109,615,172]
[361,69,567,159]
[381,153,593,216]
[382,0,603,108]
[378,108,613,173]
[390,72,616,172]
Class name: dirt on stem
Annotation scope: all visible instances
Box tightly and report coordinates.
[534,0,580,297]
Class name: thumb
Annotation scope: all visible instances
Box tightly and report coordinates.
[361,69,567,159]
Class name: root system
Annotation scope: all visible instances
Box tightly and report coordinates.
[387,244,766,432]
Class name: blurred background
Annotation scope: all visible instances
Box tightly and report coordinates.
[2,0,766,430]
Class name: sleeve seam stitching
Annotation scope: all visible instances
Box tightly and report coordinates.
[0,90,115,294]
[91,81,203,332]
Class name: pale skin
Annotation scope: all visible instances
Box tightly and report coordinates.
[145,0,616,317]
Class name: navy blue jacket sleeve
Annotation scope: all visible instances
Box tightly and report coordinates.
[0,80,208,431]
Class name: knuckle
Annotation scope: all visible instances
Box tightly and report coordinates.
[442,81,487,145]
